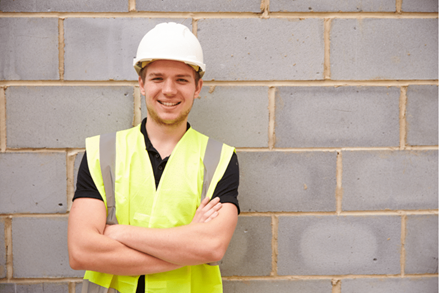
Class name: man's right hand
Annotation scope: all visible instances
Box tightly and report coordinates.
[191,196,222,224]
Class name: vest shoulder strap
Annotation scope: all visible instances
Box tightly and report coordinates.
[201,137,223,202]
[99,132,118,225]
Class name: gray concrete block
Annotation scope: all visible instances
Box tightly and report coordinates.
[75,282,83,293]
[6,86,133,148]
[137,0,262,12]
[278,215,402,275]
[237,151,336,212]
[15,283,69,293]
[0,152,67,214]
[402,0,438,12]
[406,85,438,146]
[405,215,438,274]
[342,150,438,211]
[270,0,395,12]
[0,218,5,278]
[275,86,400,148]
[341,277,438,293]
[0,0,127,12]
[220,216,272,276]
[223,279,331,293]
[0,284,15,293]
[330,19,438,80]
[64,18,191,81]
[12,217,84,278]
[198,18,324,81]
[0,18,58,80]
[187,86,269,147]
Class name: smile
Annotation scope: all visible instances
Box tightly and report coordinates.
[159,101,180,106]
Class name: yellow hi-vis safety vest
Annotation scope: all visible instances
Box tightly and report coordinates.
[81,124,235,293]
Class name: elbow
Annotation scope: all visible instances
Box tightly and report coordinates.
[206,240,228,263]
[209,250,225,263]
[69,259,82,271]
[68,248,87,270]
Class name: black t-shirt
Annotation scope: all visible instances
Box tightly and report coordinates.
[73,118,240,293]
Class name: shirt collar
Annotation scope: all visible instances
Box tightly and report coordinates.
[140,118,191,151]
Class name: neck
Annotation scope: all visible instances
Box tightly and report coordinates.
[145,118,188,159]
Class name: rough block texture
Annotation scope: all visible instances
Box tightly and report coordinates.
[76,282,83,293]
[0,284,15,292]
[198,18,324,81]
[0,283,69,293]
[12,217,84,278]
[0,152,66,214]
[137,0,262,12]
[342,150,438,211]
[220,217,272,276]
[64,18,191,81]
[6,86,133,148]
[405,215,438,274]
[278,215,402,275]
[341,277,438,293]
[402,0,438,12]
[406,85,438,146]
[188,86,269,147]
[330,19,438,80]
[223,279,331,293]
[237,151,336,212]
[0,0,127,12]
[270,0,395,12]
[275,86,400,147]
[0,18,58,80]
[0,218,5,278]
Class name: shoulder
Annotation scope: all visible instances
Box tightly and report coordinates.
[189,127,235,151]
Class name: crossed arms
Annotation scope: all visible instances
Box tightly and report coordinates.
[68,196,238,276]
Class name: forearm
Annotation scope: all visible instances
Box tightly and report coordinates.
[106,224,217,266]
[68,198,181,276]
[69,231,181,275]
[106,203,238,266]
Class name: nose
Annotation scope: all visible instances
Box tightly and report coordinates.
[162,78,177,96]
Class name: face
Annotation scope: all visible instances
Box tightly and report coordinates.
[139,60,203,128]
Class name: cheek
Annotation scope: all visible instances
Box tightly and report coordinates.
[144,87,159,99]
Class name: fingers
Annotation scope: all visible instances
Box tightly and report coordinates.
[198,196,211,210]
[200,198,222,223]
[192,197,223,224]
[203,196,220,210]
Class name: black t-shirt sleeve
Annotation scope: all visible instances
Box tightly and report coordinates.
[212,152,240,214]
[73,152,103,201]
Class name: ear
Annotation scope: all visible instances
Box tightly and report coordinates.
[138,76,146,96]
[193,78,203,99]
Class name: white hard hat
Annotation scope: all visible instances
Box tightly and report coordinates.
[133,22,206,78]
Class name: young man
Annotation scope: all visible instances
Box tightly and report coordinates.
[68,22,240,293]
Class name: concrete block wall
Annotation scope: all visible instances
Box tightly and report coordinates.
[0,1,438,292]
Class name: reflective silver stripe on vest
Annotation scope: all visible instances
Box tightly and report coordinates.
[81,279,121,293]
[201,138,223,203]
[99,132,118,225]
[202,138,224,266]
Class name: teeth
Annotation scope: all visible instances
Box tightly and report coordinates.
[159,101,179,106]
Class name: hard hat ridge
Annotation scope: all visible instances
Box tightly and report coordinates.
[133,22,206,78]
